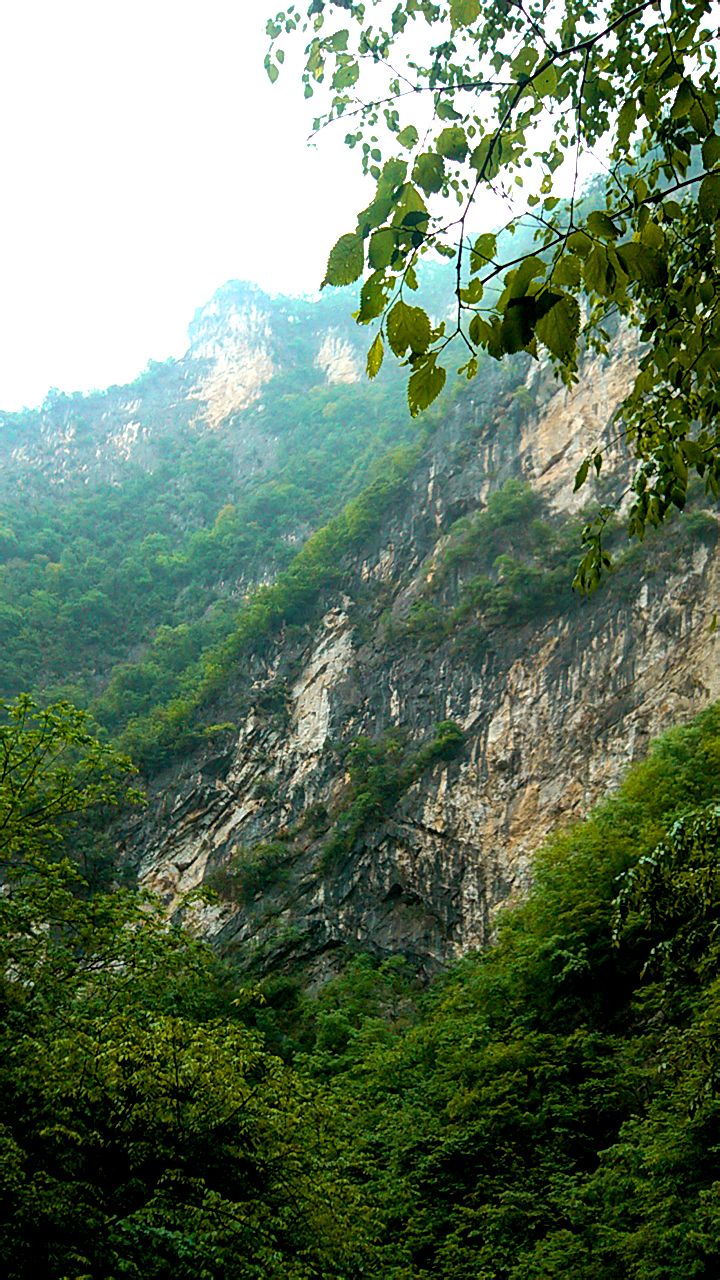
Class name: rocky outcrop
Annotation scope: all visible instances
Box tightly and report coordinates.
[0,280,367,490]
[123,347,720,981]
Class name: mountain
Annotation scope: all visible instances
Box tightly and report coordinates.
[1,279,717,982]
[119,326,719,981]
[0,280,414,715]
[3,275,720,1279]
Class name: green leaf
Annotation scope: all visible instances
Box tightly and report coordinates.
[436,127,468,162]
[586,211,621,240]
[470,233,496,273]
[436,99,462,121]
[368,228,396,270]
[392,183,429,229]
[616,242,667,287]
[501,297,536,353]
[532,64,558,97]
[469,313,492,346]
[387,300,432,356]
[617,98,636,149]
[506,255,546,300]
[378,157,408,191]
[397,125,419,149]
[264,56,279,84]
[470,137,501,181]
[412,151,445,194]
[366,333,384,379]
[450,0,480,30]
[640,219,664,249]
[574,458,590,492]
[357,189,394,236]
[356,271,389,323]
[702,134,720,169]
[566,230,593,258]
[511,47,539,80]
[323,232,364,287]
[682,439,705,465]
[461,278,484,304]
[408,356,446,416]
[671,79,695,119]
[699,173,720,224]
[553,255,582,287]
[332,61,360,90]
[584,245,615,296]
[536,295,581,361]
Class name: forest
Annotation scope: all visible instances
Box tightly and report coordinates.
[3,693,720,1276]
[2,0,720,1273]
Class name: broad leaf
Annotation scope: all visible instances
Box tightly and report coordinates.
[387,300,431,356]
[369,228,396,270]
[699,173,720,224]
[470,233,496,274]
[616,242,667,287]
[436,127,468,162]
[366,333,384,379]
[412,152,445,194]
[536,295,581,361]
[450,0,480,31]
[324,233,364,287]
[397,125,419,149]
[408,356,446,416]
[501,298,536,353]
[586,211,621,241]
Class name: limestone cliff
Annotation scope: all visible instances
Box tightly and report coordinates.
[0,280,366,491]
[121,339,720,980]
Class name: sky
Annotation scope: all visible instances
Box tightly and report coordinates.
[0,1,373,409]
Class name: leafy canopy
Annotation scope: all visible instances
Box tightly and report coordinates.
[268,0,720,586]
[0,694,374,1277]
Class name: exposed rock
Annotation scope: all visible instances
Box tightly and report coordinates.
[124,349,720,982]
[315,332,361,385]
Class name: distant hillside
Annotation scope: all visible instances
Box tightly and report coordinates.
[0,280,426,718]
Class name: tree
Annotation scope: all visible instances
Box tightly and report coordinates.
[0,699,375,1276]
[0,694,140,863]
[268,0,720,586]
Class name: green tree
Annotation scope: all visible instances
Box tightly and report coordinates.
[0,694,140,863]
[270,0,720,585]
[0,699,375,1276]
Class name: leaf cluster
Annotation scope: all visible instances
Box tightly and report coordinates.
[272,0,720,580]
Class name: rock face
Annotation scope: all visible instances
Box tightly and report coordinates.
[123,341,720,980]
[0,280,366,491]
[2,270,711,980]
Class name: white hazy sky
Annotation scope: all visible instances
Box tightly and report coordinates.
[0,0,373,409]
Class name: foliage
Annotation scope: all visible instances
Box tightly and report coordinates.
[117,440,425,772]
[294,701,720,1278]
[271,0,720,585]
[0,694,140,863]
[0,699,374,1278]
[207,839,297,906]
[391,480,582,649]
[6,680,720,1275]
[321,720,465,869]
[0,328,423,762]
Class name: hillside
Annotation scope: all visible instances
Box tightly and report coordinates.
[0,280,418,715]
[2,276,715,976]
[116,322,718,980]
[2,276,720,1279]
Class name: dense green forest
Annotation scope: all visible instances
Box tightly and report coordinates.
[1,0,719,1268]
[0,372,411,700]
[1,313,720,1273]
[4,695,720,1276]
